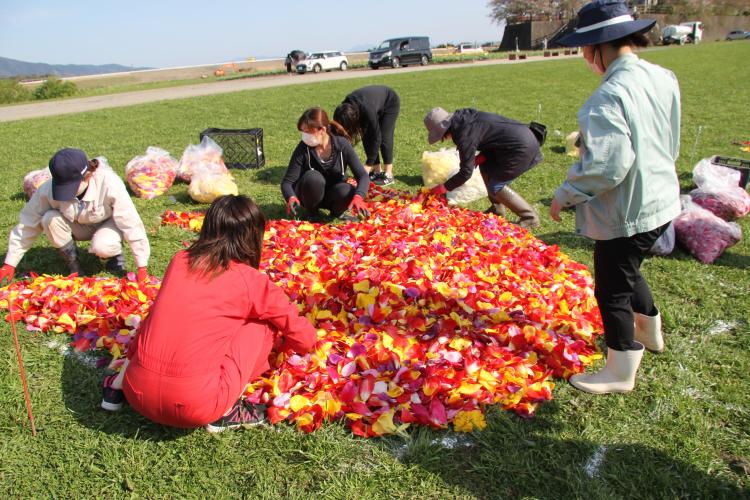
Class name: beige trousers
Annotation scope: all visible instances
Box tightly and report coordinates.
[41,210,122,259]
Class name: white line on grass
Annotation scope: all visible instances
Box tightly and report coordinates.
[584,445,608,478]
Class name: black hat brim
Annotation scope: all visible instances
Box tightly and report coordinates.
[557,19,655,47]
[52,179,81,201]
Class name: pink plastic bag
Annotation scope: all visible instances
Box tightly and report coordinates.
[125,147,178,199]
[673,199,741,264]
[177,136,228,183]
[23,168,52,199]
[690,187,750,221]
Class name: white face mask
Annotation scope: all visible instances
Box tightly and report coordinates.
[301,132,320,147]
[76,180,89,196]
[586,46,605,76]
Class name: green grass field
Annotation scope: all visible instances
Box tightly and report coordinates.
[1,42,749,499]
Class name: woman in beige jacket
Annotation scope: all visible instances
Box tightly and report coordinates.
[0,148,150,282]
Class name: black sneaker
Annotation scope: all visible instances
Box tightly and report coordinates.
[205,400,267,433]
[369,171,384,182]
[373,174,394,186]
[101,374,125,411]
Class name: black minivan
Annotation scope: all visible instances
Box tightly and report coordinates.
[368,37,432,69]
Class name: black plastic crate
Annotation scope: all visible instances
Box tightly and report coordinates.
[199,128,265,169]
[711,155,750,189]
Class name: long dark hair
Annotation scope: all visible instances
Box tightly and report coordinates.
[187,194,266,277]
[333,102,361,144]
[297,107,351,143]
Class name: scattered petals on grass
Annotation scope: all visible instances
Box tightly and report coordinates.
[2,185,602,436]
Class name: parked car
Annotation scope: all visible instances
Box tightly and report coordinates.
[368,37,432,69]
[296,51,348,74]
[726,29,750,40]
[456,43,484,54]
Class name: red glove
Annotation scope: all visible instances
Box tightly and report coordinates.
[349,195,370,219]
[475,153,487,167]
[287,196,301,217]
[431,184,448,197]
[0,263,15,285]
[136,267,148,282]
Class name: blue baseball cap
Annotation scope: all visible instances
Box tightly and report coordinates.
[556,0,655,47]
[49,148,89,201]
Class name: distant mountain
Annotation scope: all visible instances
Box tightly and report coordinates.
[0,56,150,79]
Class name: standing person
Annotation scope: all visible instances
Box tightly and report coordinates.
[423,107,544,228]
[281,107,371,222]
[550,0,681,394]
[334,85,400,186]
[104,195,318,433]
[0,148,149,282]
[285,53,294,75]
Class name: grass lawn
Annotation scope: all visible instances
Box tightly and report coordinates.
[0,42,749,498]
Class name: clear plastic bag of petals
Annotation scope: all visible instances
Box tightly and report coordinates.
[673,198,741,264]
[177,136,228,183]
[421,148,487,205]
[125,147,178,199]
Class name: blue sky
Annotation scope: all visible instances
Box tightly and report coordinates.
[1,0,506,68]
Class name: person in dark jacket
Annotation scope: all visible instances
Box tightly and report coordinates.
[423,107,543,228]
[281,107,370,222]
[334,85,400,186]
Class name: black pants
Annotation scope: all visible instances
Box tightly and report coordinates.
[593,224,667,351]
[295,170,354,217]
[369,96,400,166]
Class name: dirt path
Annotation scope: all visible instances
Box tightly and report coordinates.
[0,55,579,123]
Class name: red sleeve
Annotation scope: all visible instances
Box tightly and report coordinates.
[245,271,317,354]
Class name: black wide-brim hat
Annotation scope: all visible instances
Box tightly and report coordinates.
[557,0,656,47]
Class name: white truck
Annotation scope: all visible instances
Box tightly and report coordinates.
[661,21,703,45]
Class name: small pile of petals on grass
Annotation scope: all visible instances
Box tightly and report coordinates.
[0,273,160,363]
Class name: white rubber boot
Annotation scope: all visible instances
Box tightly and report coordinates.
[634,310,664,353]
[569,343,645,394]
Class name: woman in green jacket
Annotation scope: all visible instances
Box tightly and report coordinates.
[550,0,681,394]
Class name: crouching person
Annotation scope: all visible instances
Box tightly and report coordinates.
[103,195,317,433]
[0,148,149,282]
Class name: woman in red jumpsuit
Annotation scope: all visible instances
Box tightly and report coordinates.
[102,195,317,432]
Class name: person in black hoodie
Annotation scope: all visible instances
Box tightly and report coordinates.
[423,107,543,228]
[281,107,370,222]
[333,85,400,186]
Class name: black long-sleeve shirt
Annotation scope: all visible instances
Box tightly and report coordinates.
[444,108,542,191]
[281,134,369,201]
[341,85,400,165]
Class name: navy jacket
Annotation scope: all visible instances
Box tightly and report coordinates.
[445,108,542,191]
[281,135,369,201]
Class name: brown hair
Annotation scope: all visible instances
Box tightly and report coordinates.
[297,107,352,143]
[187,194,266,278]
[333,102,361,145]
[609,32,651,49]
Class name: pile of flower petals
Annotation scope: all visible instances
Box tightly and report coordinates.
[3,186,602,437]
[171,186,603,436]
[0,273,160,362]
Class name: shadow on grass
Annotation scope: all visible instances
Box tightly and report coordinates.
[60,352,193,442]
[15,246,108,277]
[536,231,594,251]
[395,174,424,188]
[376,401,749,499]
[252,165,287,185]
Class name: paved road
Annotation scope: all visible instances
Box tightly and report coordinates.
[0,55,579,123]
